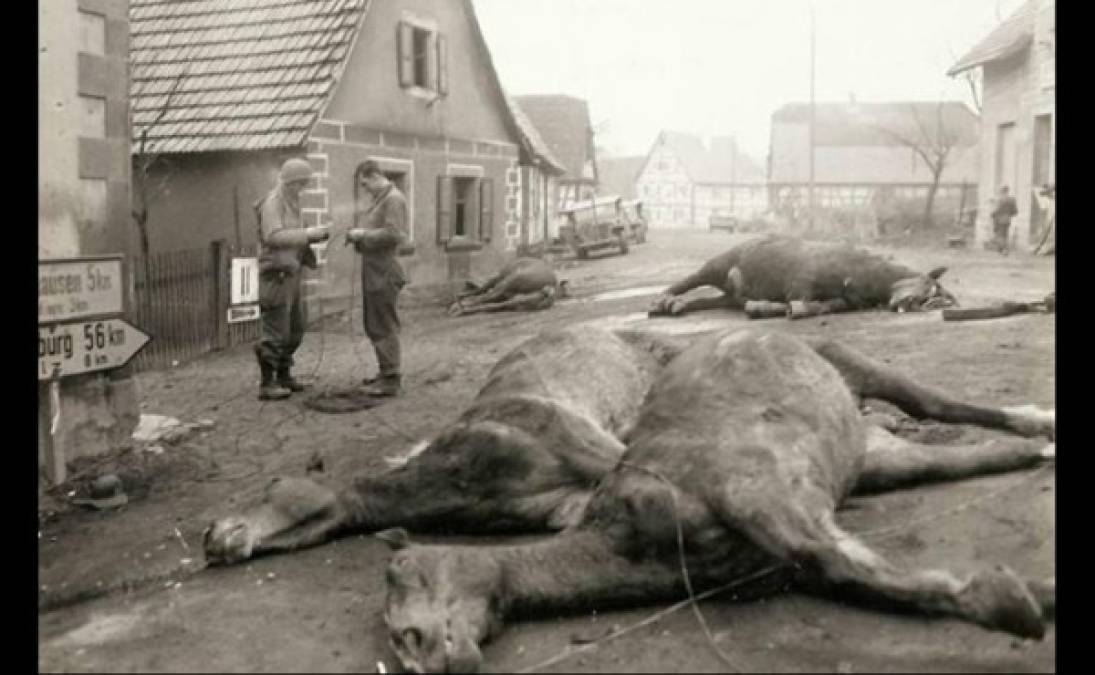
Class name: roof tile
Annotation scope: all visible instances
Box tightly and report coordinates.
[948,1,1035,75]
[130,0,369,153]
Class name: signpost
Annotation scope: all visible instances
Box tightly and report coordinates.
[38,317,150,380]
[229,256,260,324]
[38,256,124,323]
[38,255,151,484]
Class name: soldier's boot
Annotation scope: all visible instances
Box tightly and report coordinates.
[276,366,307,393]
[257,356,291,401]
[362,374,402,398]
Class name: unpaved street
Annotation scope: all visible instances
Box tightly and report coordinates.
[38,231,1055,673]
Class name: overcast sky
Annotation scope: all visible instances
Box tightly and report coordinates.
[474,0,1025,160]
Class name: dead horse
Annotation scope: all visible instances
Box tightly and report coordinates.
[380,328,1054,673]
[648,234,958,319]
[448,257,567,316]
[204,325,1052,569]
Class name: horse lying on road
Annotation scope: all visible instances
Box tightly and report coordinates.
[648,235,958,320]
[448,258,567,316]
[376,327,1053,673]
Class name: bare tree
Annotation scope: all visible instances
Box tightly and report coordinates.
[875,103,962,230]
[130,68,186,311]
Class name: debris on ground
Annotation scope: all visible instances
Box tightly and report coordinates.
[132,414,182,442]
[70,474,128,511]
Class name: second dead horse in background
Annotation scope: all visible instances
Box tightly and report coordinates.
[649,234,958,319]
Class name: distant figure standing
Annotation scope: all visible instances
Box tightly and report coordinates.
[1033,183,1056,256]
[346,160,410,398]
[253,158,330,400]
[991,185,1019,254]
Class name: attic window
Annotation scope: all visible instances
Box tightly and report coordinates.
[398,20,448,95]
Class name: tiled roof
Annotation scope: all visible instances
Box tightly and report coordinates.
[130,0,369,154]
[948,1,1035,76]
[506,97,566,175]
[512,95,597,182]
[771,102,980,147]
[649,131,766,185]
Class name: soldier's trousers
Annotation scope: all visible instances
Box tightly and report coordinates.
[255,272,304,373]
[362,283,402,377]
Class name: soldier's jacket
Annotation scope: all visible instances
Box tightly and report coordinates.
[255,185,317,307]
[355,185,409,293]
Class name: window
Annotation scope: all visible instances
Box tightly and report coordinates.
[398,20,448,95]
[437,173,494,247]
[412,28,429,87]
[453,177,474,237]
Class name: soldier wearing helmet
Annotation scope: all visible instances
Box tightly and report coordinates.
[253,157,331,400]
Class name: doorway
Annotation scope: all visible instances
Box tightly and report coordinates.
[994,122,1017,192]
[1030,114,1053,244]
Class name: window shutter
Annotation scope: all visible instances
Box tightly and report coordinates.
[437,175,453,244]
[397,22,414,88]
[436,33,449,96]
[479,178,494,242]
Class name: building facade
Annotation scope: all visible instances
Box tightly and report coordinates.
[635,132,767,229]
[129,0,558,305]
[948,0,1055,251]
[512,95,599,214]
[39,0,140,467]
[768,101,980,228]
[507,98,566,251]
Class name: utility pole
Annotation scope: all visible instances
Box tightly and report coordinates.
[809,1,816,231]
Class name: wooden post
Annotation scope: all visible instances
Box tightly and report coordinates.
[210,239,229,350]
[232,185,243,249]
[40,368,66,485]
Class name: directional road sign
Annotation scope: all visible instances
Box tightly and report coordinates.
[38,317,151,380]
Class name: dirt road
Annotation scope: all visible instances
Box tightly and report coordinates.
[38,231,1055,673]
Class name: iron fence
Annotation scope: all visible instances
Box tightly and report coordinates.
[127,241,261,373]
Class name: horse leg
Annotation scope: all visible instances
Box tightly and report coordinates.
[665,293,744,316]
[451,290,550,315]
[854,425,1053,495]
[788,298,851,320]
[649,269,724,316]
[807,338,1054,439]
[203,477,347,565]
[709,477,1048,638]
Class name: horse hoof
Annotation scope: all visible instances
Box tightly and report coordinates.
[961,566,1045,640]
[1003,405,1055,440]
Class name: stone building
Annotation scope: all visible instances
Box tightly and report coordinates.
[129,0,561,302]
[948,0,1055,251]
[39,0,139,468]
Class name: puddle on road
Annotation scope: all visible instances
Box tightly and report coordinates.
[581,312,741,336]
[585,285,666,303]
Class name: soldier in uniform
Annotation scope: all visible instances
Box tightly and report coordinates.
[254,158,330,400]
[346,160,410,397]
[990,185,1019,255]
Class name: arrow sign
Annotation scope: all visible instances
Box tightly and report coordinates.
[38,318,151,381]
